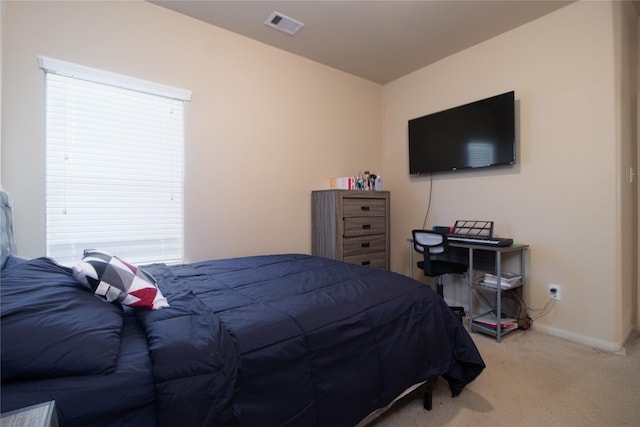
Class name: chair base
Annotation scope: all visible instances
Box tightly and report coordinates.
[450,306,465,323]
[435,280,466,323]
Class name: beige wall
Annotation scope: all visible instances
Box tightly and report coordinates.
[0,0,382,262]
[0,1,3,172]
[383,1,636,351]
[1,1,636,350]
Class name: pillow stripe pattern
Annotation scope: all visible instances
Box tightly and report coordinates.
[73,249,169,310]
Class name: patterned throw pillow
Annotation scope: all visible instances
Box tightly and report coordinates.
[73,249,169,310]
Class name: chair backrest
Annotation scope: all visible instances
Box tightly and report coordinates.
[412,229,450,277]
[412,229,448,256]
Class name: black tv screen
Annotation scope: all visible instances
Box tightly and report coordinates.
[408,91,515,174]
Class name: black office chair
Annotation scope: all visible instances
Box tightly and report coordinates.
[412,229,467,321]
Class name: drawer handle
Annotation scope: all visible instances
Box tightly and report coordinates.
[361,206,370,211]
[361,242,370,248]
[362,224,371,230]
[361,260,371,266]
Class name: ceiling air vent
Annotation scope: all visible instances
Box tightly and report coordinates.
[265,11,304,36]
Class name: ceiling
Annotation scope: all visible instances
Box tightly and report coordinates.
[150,1,576,84]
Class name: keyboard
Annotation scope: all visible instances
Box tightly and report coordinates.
[447,235,514,247]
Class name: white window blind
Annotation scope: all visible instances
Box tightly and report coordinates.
[40,57,190,265]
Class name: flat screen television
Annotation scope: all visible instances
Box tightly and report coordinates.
[408,91,515,174]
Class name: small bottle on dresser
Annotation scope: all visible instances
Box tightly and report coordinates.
[374,174,383,191]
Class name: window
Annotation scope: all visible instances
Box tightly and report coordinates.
[39,57,191,265]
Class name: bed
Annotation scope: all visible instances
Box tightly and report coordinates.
[1,249,484,427]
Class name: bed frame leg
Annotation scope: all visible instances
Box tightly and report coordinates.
[423,379,434,411]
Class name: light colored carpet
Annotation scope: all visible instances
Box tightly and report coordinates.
[368,328,640,427]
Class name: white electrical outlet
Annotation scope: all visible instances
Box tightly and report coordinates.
[549,284,561,301]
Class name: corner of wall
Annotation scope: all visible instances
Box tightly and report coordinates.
[1,0,4,176]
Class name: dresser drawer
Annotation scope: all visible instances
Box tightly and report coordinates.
[343,234,386,256]
[342,198,387,217]
[343,217,386,237]
[343,251,387,270]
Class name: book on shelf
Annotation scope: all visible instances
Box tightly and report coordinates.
[471,313,518,331]
[479,272,522,289]
[472,321,518,334]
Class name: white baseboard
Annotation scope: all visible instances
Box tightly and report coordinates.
[448,295,638,354]
[532,323,634,353]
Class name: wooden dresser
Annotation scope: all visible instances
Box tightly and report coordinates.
[311,190,390,270]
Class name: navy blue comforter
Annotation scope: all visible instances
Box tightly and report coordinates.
[142,254,484,426]
[1,254,484,427]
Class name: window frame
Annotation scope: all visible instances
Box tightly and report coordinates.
[39,56,191,265]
